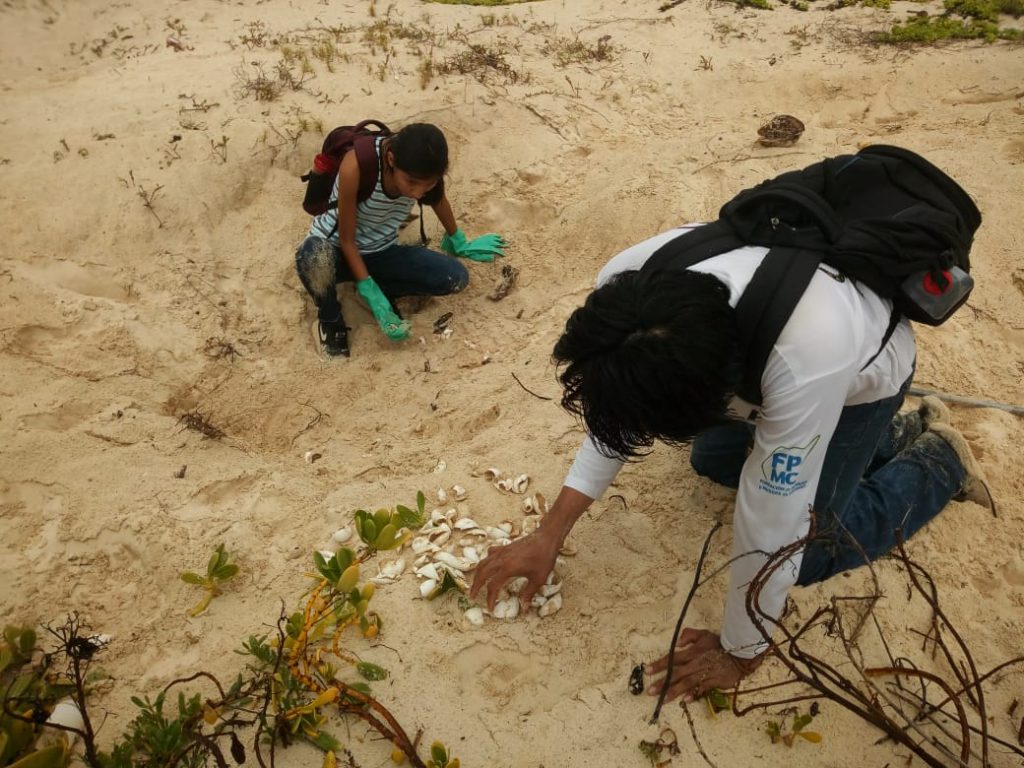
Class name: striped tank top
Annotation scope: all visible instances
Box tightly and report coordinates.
[309,136,416,253]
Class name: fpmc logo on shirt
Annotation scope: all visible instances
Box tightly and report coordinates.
[758,435,820,497]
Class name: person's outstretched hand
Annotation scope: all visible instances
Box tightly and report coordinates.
[470,528,560,611]
[441,228,506,263]
[356,277,409,341]
[645,628,764,703]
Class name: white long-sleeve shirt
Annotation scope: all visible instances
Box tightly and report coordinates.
[564,226,916,657]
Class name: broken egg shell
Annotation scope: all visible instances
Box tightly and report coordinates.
[433,551,472,572]
[505,576,528,594]
[436,488,448,504]
[540,582,562,598]
[538,593,563,617]
[433,459,446,474]
[304,450,322,464]
[415,562,440,581]
[451,484,467,501]
[511,474,530,493]
[453,518,479,531]
[491,597,520,620]
[379,558,406,580]
[332,527,353,544]
[419,578,438,598]
[464,606,485,626]
[46,699,85,732]
[411,537,439,555]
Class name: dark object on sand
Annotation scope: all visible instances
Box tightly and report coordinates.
[757,114,805,147]
[629,663,645,695]
[433,312,454,334]
[488,263,519,301]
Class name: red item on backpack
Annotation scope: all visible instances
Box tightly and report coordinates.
[300,119,391,216]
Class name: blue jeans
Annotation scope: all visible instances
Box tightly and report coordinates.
[689,377,966,585]
[294,236,469,322]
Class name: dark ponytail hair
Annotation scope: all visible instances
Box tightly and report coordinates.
[554,269,741,459]
[390,123,448,180]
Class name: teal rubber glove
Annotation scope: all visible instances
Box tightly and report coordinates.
[356,277,409,341]
[441,228,507,262]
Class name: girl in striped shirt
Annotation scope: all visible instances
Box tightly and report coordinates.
[295,123,504,357]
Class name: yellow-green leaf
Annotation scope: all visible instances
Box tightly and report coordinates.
[337,564,360,594]
[797,731,822,743]
[373,524,398,550]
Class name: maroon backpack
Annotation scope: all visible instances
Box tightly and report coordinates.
[301,119,391,215]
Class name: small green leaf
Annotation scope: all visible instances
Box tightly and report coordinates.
[360,518,377,545]
[180,572,205,585]
[416,490,426,516]
[706,688,730,713]
[430,742,447,765]
[372,508,391,531]
[334,548,355,571]
[765,721,782,744]
[395,503,425,530]
[355,662,389,681]
[214,563,239,581]
[17,629,36,656]
[309,730,342,752]
[207,548,222,577]
[792,713,814,733]
[313,550,329,575]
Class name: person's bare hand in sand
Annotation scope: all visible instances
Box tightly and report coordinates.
[644,629,764,703]
[470,486,591,610]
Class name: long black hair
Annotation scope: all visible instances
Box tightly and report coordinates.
[554,268,741,459]
[390,123,448,179]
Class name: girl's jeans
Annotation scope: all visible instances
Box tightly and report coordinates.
[688,377,966,585]
[295,236,469,322]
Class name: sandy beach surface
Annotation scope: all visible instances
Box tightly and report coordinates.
[1,0,1022,766]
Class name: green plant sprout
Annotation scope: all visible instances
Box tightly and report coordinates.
[705,687,731,717]
[765,709,823,746]
[353,490,427,551]
[425,741,460,768]
[180,543,240,616]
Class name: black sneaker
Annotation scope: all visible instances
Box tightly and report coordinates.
[318,321,350,358]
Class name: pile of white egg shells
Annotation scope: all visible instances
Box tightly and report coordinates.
[330,469,568,625]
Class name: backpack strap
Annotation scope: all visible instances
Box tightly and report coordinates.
[734,247,822,405]
[643,225,821,407]
[353,133,383,203]
[642,221,744,273]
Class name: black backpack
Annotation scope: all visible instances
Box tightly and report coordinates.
[641,144,982,406]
